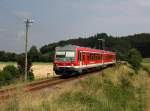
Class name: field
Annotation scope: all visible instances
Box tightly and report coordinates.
[143,58,150,63]
[0,59,150,111]
[0,62,150,111]
[0,62,54,79]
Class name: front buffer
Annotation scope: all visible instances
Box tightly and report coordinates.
[53,65,82,76]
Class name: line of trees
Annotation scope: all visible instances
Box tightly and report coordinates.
[0,46,52,62]
[0,51,18,62]
[0,33,150,62]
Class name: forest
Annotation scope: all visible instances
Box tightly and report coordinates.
[0,33,150,62]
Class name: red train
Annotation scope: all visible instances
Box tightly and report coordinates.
[53,45,116,75]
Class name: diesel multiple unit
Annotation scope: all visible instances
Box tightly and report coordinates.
[53,45,116,76]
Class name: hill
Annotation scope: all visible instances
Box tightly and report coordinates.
[0,33,150,62]
[40,33,150,60]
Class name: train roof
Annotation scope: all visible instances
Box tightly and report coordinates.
[55,45,115,55]
[56,45,79,51]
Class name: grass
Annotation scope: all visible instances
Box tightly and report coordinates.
[56,64,148,111]
[0,62,52,66]
[143,58,150,63]
[142,58,150,76]
[0,63,149,111]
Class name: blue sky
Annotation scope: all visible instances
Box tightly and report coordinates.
[0,0,150,52]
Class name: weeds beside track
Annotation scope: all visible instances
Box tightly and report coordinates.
[0,68,104,100]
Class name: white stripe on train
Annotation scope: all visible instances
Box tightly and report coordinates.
[57,61,116,69]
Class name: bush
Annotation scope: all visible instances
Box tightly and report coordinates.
[0,64,34,87]
[3,65,20,79]
[0,65,21,87]
[17,54,34,81]
[27,71,34,81]
[127,48,142,71]
[2,71,13,84]
[0,71,5,87]
[17,54,32,73]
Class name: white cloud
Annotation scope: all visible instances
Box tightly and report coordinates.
[13,11,32,18]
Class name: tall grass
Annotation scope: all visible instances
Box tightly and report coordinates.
[0,64,149,111]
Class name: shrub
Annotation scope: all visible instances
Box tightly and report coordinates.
[3,65,20,79]
[2,71,13,84]
[0,71,5,87]
[27,71,34,81]
[17,54,32,73]
[127,48,142,71]
[17,54,34,81]
[0,65,21,87]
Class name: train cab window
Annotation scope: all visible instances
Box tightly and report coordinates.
[55,51,75,61]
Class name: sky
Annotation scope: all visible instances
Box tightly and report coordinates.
[0,0,150,53]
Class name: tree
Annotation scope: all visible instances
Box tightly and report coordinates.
[17,54,34,80]
[127,48,142,71]
[39,53,50,62]
[28,46,39,62]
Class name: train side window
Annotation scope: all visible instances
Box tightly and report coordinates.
[99,54,101,60]
[107,55,113,59]
[92,53,94,60]
[97,54,99,60]
[98,54,99,60]
[100,54,102,60]
[95,54,97,60]
[87,53,90,60]
[90,53,92,60]
[93,54,95,60]
[94,54,96,60]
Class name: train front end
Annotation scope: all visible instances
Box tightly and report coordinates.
[53,45,79,75]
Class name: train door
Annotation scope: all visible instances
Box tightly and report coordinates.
[78,51,82,66]
[78,51,87,66]
[82,52,87,65]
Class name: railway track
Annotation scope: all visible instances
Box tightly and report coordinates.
[0,70,102,100]
[0,77,60,100]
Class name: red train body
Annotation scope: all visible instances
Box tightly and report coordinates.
[53,45,116,75]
